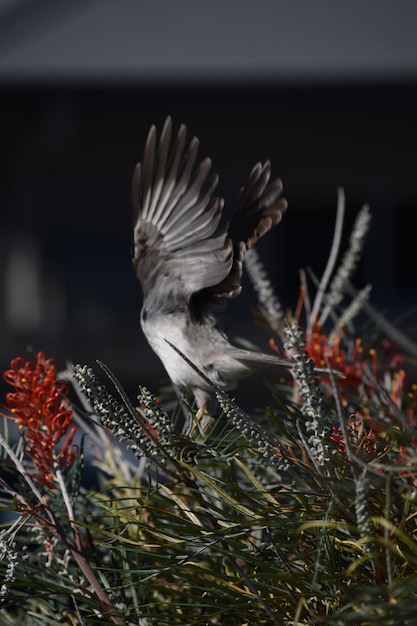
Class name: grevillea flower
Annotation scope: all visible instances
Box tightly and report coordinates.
[389,370,417,484]
[303,321,378,388]
[330,412,388,458]
[330,413,373,456]
[2,352,78,488]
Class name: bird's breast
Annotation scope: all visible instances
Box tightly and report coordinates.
[140,311,209,389]
[140,310,250,393]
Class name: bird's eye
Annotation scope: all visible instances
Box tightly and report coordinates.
[141,308,147,321]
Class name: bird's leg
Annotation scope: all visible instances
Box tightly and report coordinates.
[186,402,209,437]
[196,403,212,435]
[186,389,213,437]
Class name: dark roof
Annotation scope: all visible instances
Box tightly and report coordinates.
[0,0,416,84]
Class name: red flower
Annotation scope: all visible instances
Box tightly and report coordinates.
[330,412,388,458]
[2,352,78,488]
[303,321,378,388]
[381,338,405,370]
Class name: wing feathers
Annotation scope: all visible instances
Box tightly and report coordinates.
[155,133,199,228]
[160,159,214,236]
[208,159,287,300]
[132,117,287,309]
[132,118,230,300]
[230,160,287,249]
[140,124,157,217]
[147,118,173,222]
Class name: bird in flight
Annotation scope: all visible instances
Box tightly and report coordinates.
[132,117,288,432]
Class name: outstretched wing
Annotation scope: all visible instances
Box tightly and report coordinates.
[207,160,288,300]
[132,117,233,307]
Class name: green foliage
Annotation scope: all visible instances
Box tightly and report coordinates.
[2,195,417,625]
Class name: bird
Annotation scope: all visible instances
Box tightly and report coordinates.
[132,116,288,432]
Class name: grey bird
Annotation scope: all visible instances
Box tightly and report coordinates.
[132,117,288,429]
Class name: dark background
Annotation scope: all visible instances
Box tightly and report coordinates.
[1,1,417,403]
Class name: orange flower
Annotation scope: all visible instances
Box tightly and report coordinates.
[302,321,378,389]
[330,412,387,458]
[381,338,405,370]
[391,377,417,484]
[2,352,78,488]
[407,384,417,428]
